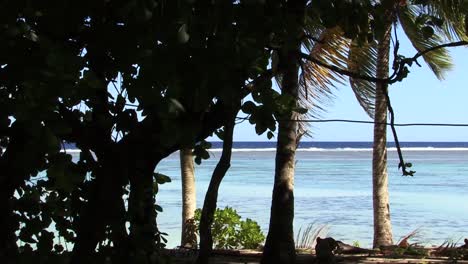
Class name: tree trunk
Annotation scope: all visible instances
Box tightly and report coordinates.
[0,169,19,262]
[0,127,35,262]
[127,155,161,259]
[260,61,299,264]
[261,2,304,260]
[71,152,128,264]
[180,148,197,248]
[0,180,18,264]
[372,16,394,249]
[196,110,237,264]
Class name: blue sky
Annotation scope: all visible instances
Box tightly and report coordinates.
[229,37,468,142]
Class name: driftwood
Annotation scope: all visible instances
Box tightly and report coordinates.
[461,238,468,249]
[336,241,375,254]
[315,237,339,263]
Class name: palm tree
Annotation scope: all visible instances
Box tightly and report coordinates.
[261,41,301,264]
[261,2,307,263]
[180,148,197,248]
[261,6,374,264]
[372,14,394,248]
[348,1,467,248]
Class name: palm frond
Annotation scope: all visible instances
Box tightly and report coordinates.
[398,5,454,80]
[298,26,350,136]
[347,40,378,118]
[418,0,468,41]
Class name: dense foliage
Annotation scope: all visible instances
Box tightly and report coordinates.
[0,0,465,263]
[195,207,265,250]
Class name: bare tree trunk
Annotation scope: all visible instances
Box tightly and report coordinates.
[372,16,394,249]
[196,109,237,264]
[261,1,305,260]
[180,148,197,248]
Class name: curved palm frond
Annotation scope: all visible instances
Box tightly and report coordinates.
[398,5,453,80]
[347,40,378,118]
[420,0,468,41]
[296,26,352,137]
[299,26,350,119]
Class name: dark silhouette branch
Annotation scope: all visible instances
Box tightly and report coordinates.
[300,40,468,177]
[383,90,415,176]
[300,40,468,84]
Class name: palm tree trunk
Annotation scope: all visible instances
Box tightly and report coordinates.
[261,1,305,259]
[372,16,394,249]
[261,54,299,264]
[180,148,197,248]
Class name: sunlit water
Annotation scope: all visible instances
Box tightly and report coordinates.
[156,147,468,248]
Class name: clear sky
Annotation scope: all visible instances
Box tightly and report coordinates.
[229,35,468,142]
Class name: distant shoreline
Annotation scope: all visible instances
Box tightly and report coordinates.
[62,141,468,153]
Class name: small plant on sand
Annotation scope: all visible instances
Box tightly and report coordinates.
[194,207,265,250]
[295,223,329,250]
[352,241,360,247]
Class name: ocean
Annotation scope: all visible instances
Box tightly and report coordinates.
[153,142,468,248]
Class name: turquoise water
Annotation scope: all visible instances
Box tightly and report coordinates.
[156,148,468,248]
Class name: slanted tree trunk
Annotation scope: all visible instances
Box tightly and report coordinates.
[196,108,237,264]
[180,148,197,248]
[261,2,305,262]
[372,15,394,249]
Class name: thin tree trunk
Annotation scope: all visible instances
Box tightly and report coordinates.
[261,2,306,263]
[180,148,197,248]
[372,16,394,249]
[196,110,237,264]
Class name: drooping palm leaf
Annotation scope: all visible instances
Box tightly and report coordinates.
[421,0,468,41]
[347,40,378,118]
[398,5,453,80]
[299,26,350,118]
[294,26,352,137]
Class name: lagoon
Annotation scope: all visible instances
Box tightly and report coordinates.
[155,143,468,248]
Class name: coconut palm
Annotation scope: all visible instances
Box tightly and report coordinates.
[262,9,377,264]
[348,1,467,248]
[179,148,197,248]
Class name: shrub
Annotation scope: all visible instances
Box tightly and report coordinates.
[194,207,265,250]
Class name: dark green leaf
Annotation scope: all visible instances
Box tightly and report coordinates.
[154,173,171,184]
